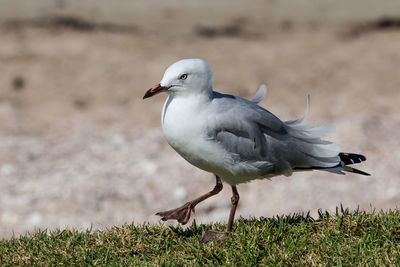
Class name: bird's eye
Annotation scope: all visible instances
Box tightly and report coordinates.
[179,74,188,80]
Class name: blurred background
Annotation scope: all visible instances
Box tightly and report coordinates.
[0,0,399,238]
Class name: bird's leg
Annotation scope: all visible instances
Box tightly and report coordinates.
[156,176,223,225]
[201,185,240,243]
[226,185,240,232]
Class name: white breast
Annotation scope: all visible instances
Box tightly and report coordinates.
[161,95,229,174]
[162,95,207,155]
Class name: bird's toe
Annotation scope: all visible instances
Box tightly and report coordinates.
[156,203,193,224]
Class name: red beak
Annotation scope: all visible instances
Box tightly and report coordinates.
[143,84,168,99]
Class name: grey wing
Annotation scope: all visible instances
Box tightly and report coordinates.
[207,94,292,176]
[208,93,341,177]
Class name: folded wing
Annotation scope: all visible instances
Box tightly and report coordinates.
[208,92,341,177]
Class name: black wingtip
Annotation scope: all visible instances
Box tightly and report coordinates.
[339,152,367,165]
[294,152,370,176]
[347,167,371,176]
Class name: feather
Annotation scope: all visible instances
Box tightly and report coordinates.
[251,84,267,104]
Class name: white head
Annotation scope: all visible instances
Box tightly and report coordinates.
[143,59,213,99]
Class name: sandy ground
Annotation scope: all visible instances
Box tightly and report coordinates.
[0,16,399,237]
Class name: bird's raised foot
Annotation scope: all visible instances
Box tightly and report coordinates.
[156,202,193,225]
[201,230,229,244]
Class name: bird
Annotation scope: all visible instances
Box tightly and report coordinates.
[143,58,370,243]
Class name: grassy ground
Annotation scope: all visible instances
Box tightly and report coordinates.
[1,208,399,266]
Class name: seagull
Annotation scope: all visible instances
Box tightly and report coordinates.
[143,58,370,243]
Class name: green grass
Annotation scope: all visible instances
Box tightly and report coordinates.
[1,207,399,266]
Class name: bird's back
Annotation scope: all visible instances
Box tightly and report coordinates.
[206,92,341,182]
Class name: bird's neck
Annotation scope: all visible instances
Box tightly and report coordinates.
[168,86,213,100]
[161,92,211,126]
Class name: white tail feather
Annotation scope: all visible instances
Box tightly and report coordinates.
[284,94,341,168]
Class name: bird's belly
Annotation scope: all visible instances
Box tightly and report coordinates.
[163,123,226,174]
[163,124,270,184]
